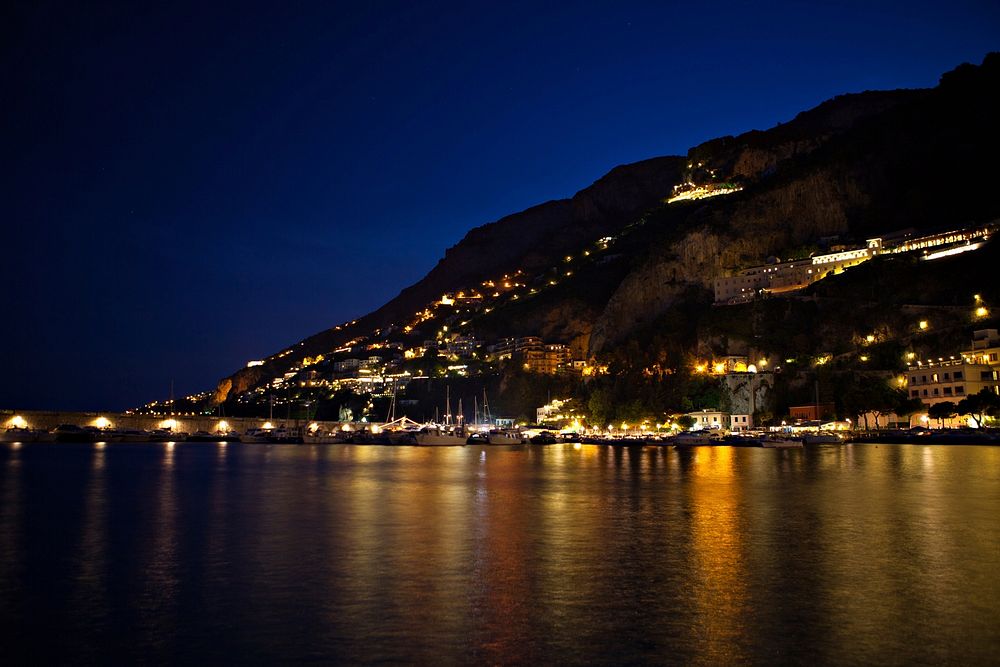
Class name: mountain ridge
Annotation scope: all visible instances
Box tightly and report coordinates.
[210,53,999,406]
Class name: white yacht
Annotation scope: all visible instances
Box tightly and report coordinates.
[485,429,522,445]
[673,433,713,446]
[761,435,803,448]
[242,427,274,443]
[412,425,467,446]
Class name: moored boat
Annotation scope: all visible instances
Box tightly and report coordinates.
[485,429,523,445]
[412,425,467,446]
[52,424,95,442]
[673,433,714,447]
[761,435,803,448]
[186,430,241,442]
[303,431,350,444]
[241,427,273,443]
[0,427,38,443]
[147,428,186,442]
[802,433,843,444]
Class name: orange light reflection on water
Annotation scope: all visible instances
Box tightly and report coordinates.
[685,446,751,663]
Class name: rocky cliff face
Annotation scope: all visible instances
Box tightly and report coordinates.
[588,55,1000,354]
[587,168,863,352]
[213,54,1000,402]
[374,155,687,323]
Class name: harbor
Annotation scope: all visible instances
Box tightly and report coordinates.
[3,409,997,446]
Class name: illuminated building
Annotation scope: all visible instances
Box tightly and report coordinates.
[961,329,1000,367]
[789,404,836,421]
[686,409,729,430]
[907,330,1000,408]
[536,398,575,425]
[714,222,996,305]
[713,245,877,304]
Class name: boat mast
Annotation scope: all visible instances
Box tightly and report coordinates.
[388,379,398,422]
[814,379,820,422]
[445,386,451,425]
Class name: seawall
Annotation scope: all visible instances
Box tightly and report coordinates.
[2,409,350,434]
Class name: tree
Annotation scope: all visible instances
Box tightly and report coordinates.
[840,381,871,429]
[676,415,696,431]
[587,385,614,426]
[927,401,957,428]
[893,390,925,425]
[957,389,1000,428]
[841,378,904,429]
[865,382,901,430]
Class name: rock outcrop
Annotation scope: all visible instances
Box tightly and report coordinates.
[212,53,1000,403]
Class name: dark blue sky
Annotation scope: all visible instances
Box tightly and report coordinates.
[2,0,998,410]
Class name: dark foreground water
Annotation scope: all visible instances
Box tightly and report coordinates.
[0,442,998,665]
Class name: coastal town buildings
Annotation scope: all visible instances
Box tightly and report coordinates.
[962,328,1000,368]
[713,247,874,304]
[908,330,1000,407]
[900,329,1000,428]
[536,398,578,426]
[522,344,572,374]
[686,409,729,430]
[714,223,996,305]
[906,360,997,405]
[729,414,752,432]
[789,403,837,421]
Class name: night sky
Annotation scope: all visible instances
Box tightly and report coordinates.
[3,1,998,411]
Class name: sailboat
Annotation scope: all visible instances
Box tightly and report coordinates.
[479,388,521,444]
[413,387,466,446]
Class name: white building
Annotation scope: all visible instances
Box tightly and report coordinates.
[686,409,729,431]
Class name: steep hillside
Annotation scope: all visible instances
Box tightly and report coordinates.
[589,54,1000,351]
[210,53,999,406]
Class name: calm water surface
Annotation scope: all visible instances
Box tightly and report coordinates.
[0,442,997,665]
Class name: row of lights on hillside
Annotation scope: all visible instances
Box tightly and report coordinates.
[693,359,767,374]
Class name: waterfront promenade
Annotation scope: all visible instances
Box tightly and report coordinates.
[2,410,342,435]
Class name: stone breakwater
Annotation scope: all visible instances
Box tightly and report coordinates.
[2,410,347,434]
